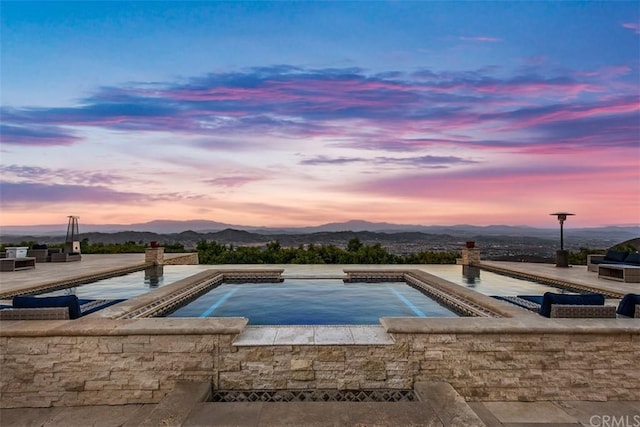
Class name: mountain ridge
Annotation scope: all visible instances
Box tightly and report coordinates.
[1,218,638,239]
[0,219,640,236]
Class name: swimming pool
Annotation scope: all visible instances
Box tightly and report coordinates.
[167,279,459,325]
[37,265,209,300]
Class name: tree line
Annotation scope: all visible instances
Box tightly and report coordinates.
[1,237,612,264]
[196,238,458,264]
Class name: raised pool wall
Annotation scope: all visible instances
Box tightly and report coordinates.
[1,267,639,408]
[1,318,638,408]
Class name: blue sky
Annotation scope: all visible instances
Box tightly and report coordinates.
[1,1,639,227]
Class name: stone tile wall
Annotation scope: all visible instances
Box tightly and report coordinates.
[1,325,638,408]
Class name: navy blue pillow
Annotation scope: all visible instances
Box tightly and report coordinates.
[13,295,81,319]
[623,252,640,265]
[616,294,640,317]
[605,249,629,262]
[539,292,605,318]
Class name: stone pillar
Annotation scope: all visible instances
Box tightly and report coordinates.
[145,247,164,265]
[461,248,480,265]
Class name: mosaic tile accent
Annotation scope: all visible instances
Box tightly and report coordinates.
[118,275,224,319]
[210,389,416,402]
[404,275,501,318]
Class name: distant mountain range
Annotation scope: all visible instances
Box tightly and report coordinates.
[1,219,638,242]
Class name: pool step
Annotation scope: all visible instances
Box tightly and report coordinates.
[415,381,487,427]
[137,381,211,427]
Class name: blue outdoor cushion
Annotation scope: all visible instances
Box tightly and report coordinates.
[623,252,640,265]
[13,295,81,319]
[605,249,629,263]
[518,295,544,305]
[616,294,640,317]
[539,292,605,318]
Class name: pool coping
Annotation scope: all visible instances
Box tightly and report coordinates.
[1,315,639,339]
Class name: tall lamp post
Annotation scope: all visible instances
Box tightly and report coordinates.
[550,212,574,267]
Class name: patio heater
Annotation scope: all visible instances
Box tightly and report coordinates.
[64,216,81,254]
[550,212,574,267]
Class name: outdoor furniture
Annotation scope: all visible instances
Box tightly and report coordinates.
[0,307,70,321]
[0,296,125,321]
[616,294,640,318]
[51,252,82,263]
[27,248,49,262]
[598,264,640,283]
[587,250,640,272]
[12,295,82,319]
[0,257,36,272]
[549,304,616,318]
[539,292,615,318]
[27,248,62,263]
[5,247,28,258]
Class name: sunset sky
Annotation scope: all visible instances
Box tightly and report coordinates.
[1,1,639,228]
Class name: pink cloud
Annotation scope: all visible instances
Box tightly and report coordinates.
[494,96,640,132]
[202,176,263,188]
[346,164,640,221]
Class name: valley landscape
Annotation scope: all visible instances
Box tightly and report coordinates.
[2,219,638,262]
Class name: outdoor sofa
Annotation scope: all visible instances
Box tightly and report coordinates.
[0,295,124,320]
[51,252,82,263]
[27,245,62,263]
[587,249,640,272]
[539,292,616,318]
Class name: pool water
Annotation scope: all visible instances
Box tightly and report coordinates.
[423,265,574,296]
[38,265,209,300]
[167,279,459,325]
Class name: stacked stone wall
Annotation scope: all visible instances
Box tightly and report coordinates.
[1,328,638,408]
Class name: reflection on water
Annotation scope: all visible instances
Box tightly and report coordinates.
[145,265,164,288]
[462,265,480,287]
[36,265,207,300]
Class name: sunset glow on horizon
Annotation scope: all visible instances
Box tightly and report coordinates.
[1,2,639,228]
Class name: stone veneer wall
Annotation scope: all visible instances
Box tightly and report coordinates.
[1,318,638,408]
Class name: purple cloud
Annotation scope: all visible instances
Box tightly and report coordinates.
[0,181,201,205]
[300,154,478,168]
[0,124,81,146]
[0,182,145,204]
[299,156,363,166]
[202,176,263,187]
[1,165,123,185]
[1,65,637,154]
